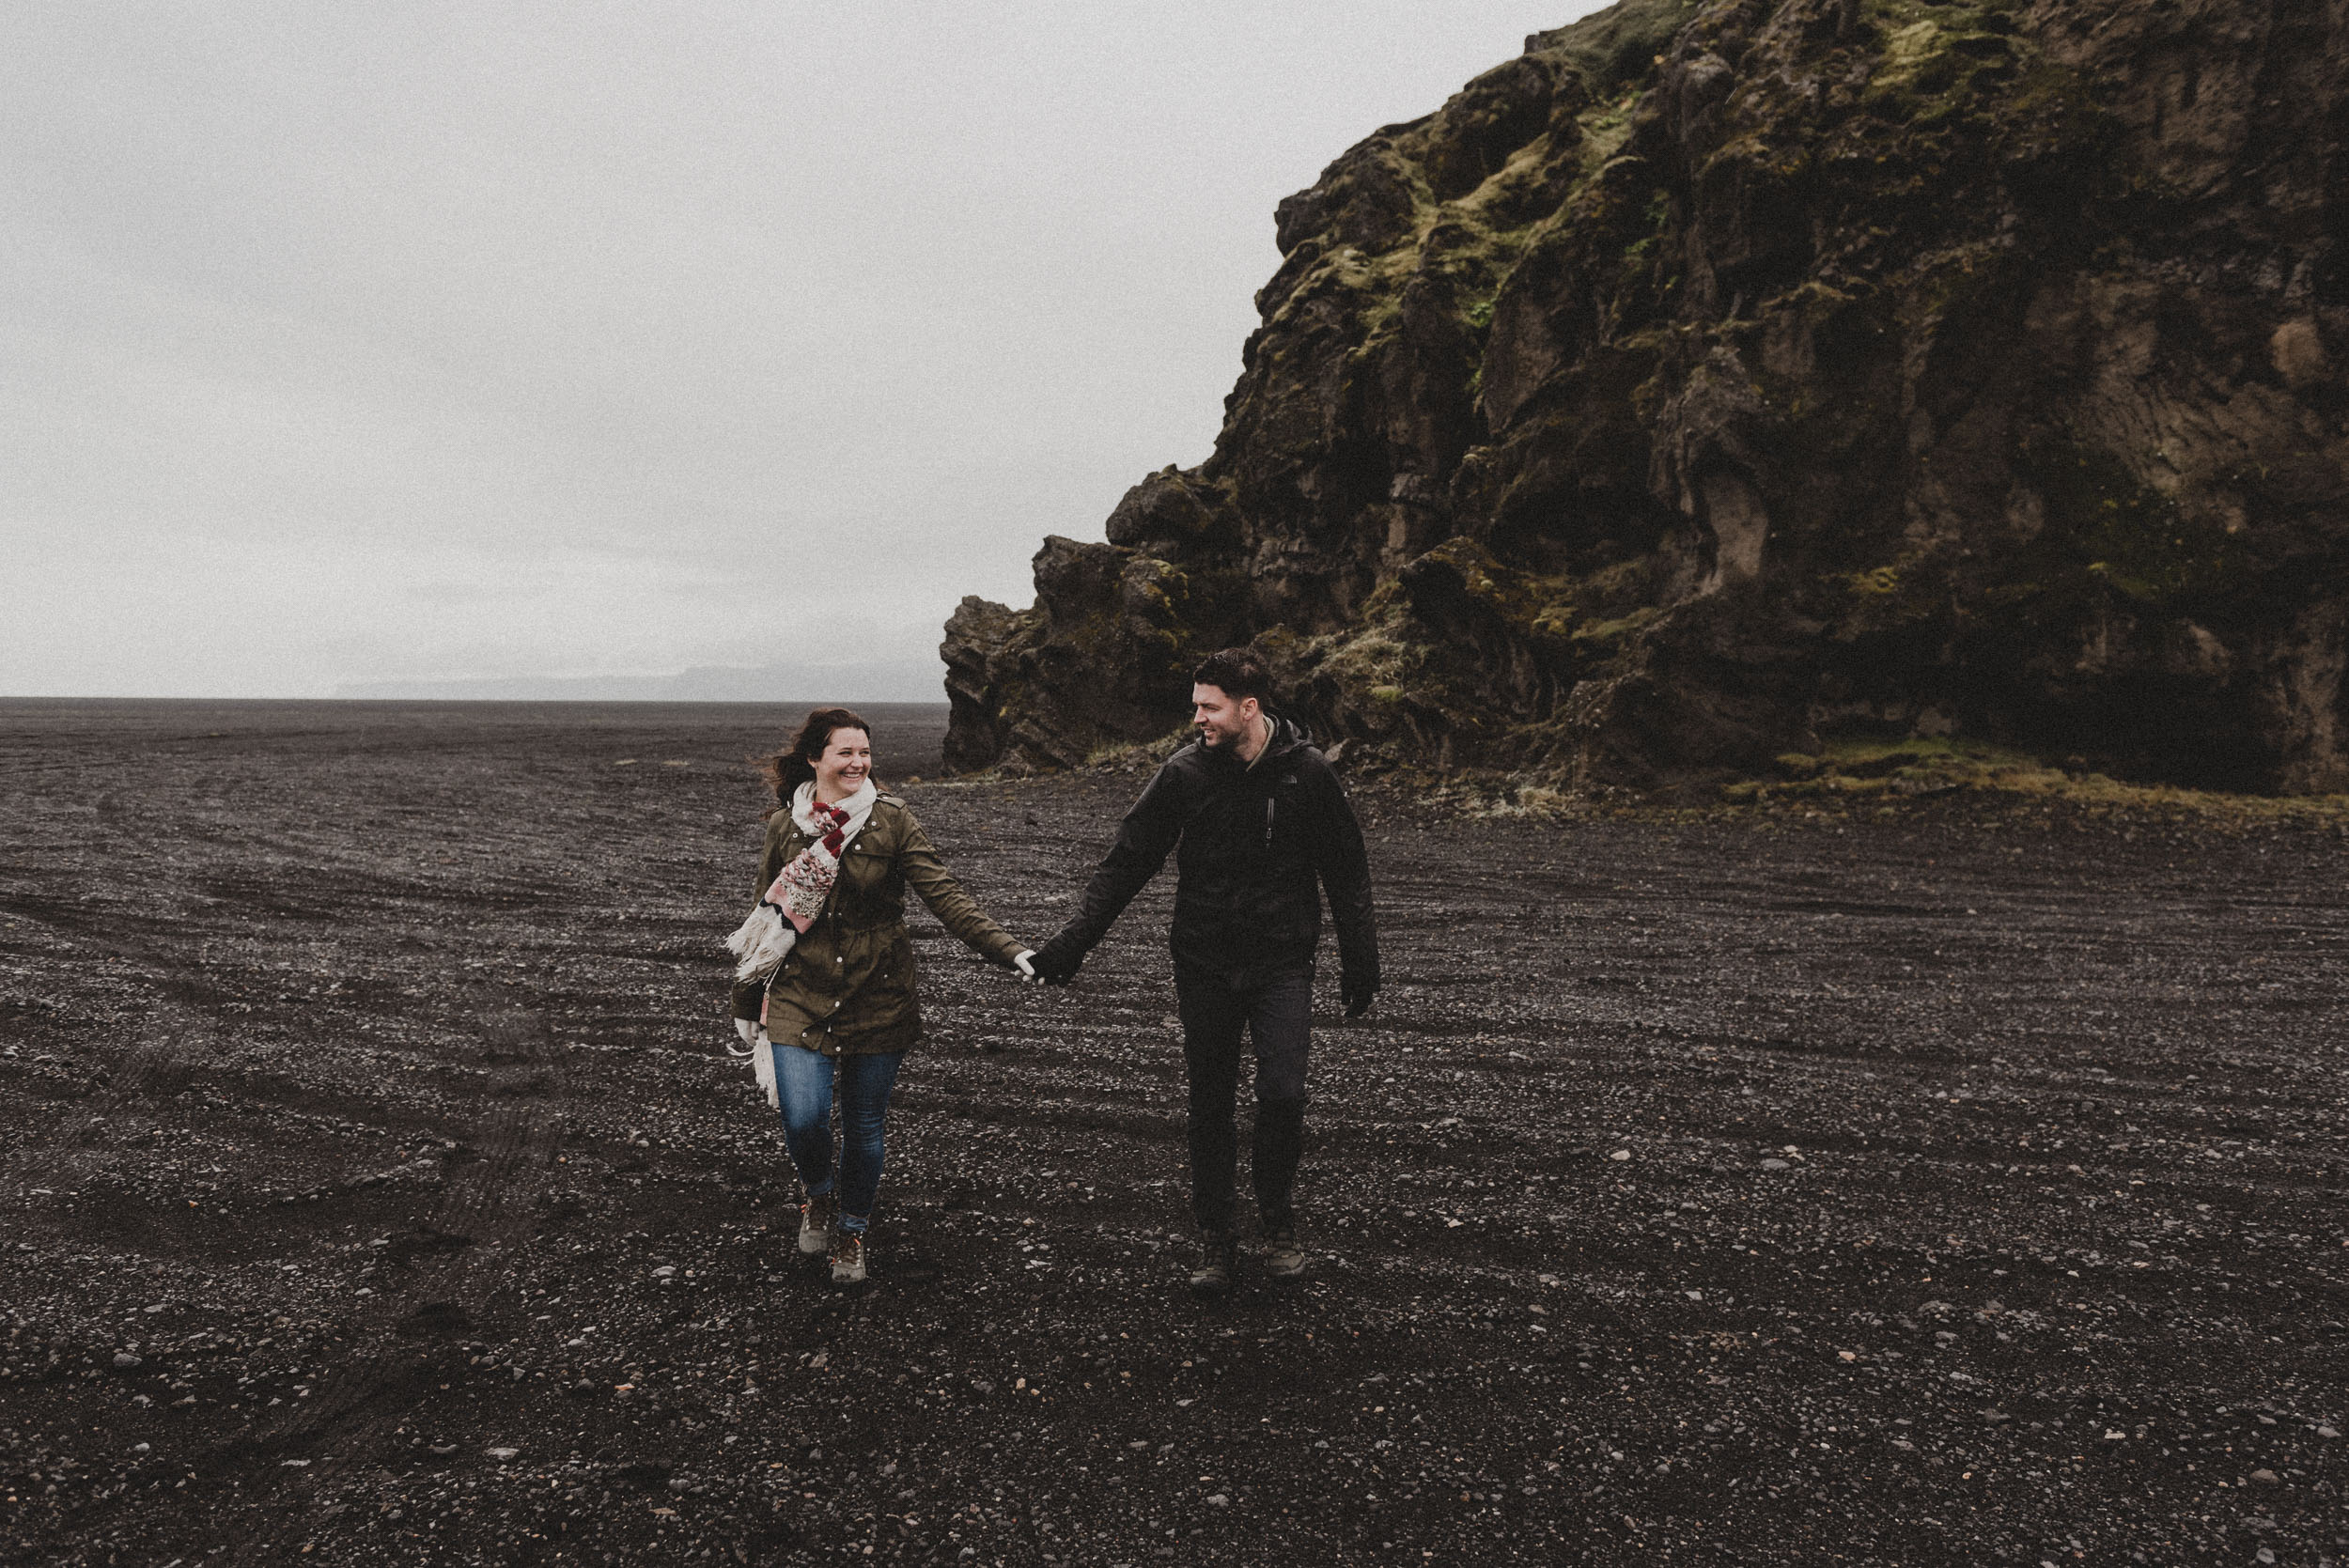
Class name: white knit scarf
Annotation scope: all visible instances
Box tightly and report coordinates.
[724,778,878,1104]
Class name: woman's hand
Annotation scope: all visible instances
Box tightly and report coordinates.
[735,1017,762,1045]
[1012,951,1040,984]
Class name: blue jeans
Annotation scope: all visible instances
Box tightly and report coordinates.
[773,1046,904,1234]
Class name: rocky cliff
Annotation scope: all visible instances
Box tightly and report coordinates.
[941,0,2349,793]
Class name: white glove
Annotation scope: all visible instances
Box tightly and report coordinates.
[1012,951,1039,984]
[735,1017,760,1045]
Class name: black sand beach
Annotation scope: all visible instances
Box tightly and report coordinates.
[3,701,2343,1564]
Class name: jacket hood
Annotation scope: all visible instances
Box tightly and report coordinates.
[1262,713,1312,758]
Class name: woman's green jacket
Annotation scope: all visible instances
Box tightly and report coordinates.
[730,794,1023,1057]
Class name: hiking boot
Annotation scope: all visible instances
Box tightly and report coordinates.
[798,1189,837,1256]
[1188,1231,1237,1297]
[829,1230,868,1286]
[1263,1225,1308,1281]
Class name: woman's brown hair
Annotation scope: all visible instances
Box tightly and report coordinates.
[762,706,876,816]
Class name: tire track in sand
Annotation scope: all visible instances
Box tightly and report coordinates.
[209,1000,567,1561]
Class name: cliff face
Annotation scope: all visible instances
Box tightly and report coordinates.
[941,0,2349,792]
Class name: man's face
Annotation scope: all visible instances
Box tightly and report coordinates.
[1191,684,1258,748]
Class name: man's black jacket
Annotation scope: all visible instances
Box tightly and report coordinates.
[1044,716,1377,989]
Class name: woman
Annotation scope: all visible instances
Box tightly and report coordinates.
[728,707,1034,1284]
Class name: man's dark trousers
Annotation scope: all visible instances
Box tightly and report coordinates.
[1177,966,1313,1234]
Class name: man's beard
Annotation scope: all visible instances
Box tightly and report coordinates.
[1200,713,1254,749]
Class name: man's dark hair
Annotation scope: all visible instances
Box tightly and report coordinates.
[1192,646,1272,706]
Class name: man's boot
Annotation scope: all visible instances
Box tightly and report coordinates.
[1188,1229,1237,1297]
[799,1188,837,1256]
[1263,1221,1307,1281]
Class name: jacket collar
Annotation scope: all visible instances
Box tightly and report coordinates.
[1201,712,1308,771]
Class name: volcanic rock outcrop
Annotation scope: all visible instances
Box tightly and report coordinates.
[941,0,2349,792]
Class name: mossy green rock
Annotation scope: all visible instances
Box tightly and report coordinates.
[942,0,2349,792]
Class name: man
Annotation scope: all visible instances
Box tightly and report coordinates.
[1032,646,1378,1295]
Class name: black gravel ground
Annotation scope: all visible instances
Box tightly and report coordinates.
[3,699,2346,1567]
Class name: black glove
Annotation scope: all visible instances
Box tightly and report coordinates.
[1341,970,1379,1018]
[1030,934,1084,986]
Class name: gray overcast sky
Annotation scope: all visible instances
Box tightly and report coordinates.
[3,2,1603,697]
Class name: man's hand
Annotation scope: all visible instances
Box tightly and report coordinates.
[1341,970,1379,1018]
[1012,951,1040,984]
[1030,935,1083,986]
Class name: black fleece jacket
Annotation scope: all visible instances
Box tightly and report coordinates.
[1044,716,1377,988]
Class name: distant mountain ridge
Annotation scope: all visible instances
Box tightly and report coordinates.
[337,658,945,704]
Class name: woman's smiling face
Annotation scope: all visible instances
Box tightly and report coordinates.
[812,727,872,800]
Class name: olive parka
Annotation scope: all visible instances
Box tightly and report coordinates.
[730,794,1023,1057]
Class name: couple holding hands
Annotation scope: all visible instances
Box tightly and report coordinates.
[725,646,1379,1291]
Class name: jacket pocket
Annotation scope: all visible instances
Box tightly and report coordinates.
[838,844,894,894]
[871,930,917,996]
